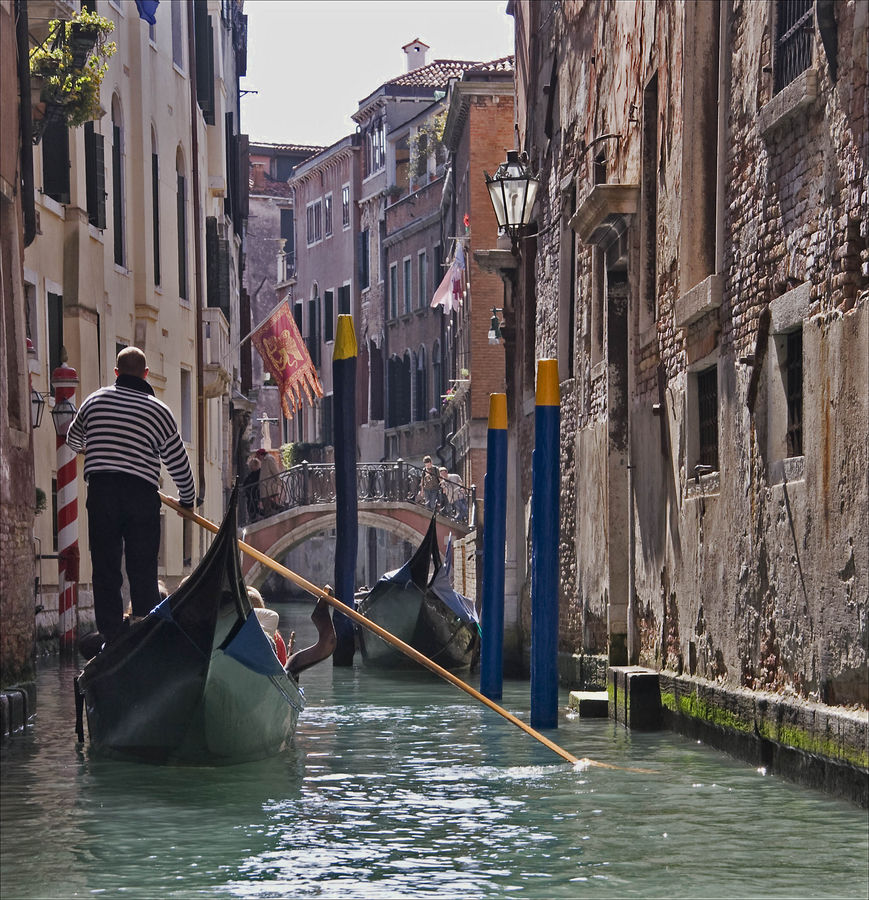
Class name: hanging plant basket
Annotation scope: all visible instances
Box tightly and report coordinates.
[29,10,116,141]
[69,22,100,68]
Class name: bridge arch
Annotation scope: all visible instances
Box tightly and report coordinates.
[241,501,467,588]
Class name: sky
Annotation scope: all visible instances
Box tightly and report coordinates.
[240,0,515,148]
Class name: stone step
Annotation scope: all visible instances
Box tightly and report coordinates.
[568,690,609,717]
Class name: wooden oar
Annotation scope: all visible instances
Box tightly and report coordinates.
[160,493,651,772]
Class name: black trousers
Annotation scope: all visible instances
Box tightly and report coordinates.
[86,473,161,639]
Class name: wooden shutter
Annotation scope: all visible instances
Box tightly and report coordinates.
[84,123,106,228]
[42,121,70,203]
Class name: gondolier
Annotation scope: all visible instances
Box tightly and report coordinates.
[67,347,196,646]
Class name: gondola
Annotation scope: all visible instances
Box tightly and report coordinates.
[75,487,331,765]
[356,517,480,672]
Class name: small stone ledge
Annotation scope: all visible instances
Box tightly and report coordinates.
[558,651,608,690]
[758,68,818,139]
[770,281,811,333]
[658,672,868,807]
[608,666,663,730]
[675,273,723,328]
[568,691,609,717]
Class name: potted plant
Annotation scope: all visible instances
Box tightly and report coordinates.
[30,9,116,138]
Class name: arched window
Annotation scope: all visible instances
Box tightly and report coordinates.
[414,345,427,422]
[176,148,188,302]
[151,127,160,286]
[111,95,125,266]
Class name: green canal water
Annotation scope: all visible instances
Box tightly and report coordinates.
[2,604,867,899]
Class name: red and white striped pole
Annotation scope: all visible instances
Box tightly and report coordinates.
[52,363,79,654]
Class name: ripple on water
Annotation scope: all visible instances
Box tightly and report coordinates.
[2,642,867,900]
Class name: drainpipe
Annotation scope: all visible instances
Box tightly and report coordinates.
[16,0,36,246]
[715,0,731,273]
[187,1,205,506]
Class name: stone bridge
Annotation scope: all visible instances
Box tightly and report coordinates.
[238,461,475,583]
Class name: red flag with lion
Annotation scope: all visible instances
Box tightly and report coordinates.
[251,299,323,419]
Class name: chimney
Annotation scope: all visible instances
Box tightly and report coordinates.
[402,38,430,73]
[251,161,265,190]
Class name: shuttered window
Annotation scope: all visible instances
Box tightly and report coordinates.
[42,120,70,203]
[324,290,334,343]
[84,123,106,228]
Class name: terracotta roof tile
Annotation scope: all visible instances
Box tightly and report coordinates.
[386,59,483,89]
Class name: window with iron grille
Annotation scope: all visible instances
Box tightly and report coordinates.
[697,365,719,470]
[774,0,814,94]
[785,329,803,457]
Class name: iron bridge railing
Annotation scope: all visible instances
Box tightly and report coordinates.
[240,461,476,530]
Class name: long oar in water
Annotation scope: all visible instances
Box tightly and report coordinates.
[160,493,648,772]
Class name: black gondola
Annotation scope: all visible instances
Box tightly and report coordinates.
[356,517,480,672]
[76,488,310,765]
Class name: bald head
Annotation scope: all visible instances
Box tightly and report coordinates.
[116,346,148,378]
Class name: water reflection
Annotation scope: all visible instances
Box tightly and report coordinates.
[2,603,867,899]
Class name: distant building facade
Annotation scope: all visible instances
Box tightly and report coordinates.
[244,141,321,458]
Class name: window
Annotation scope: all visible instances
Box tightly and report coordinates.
[367,119,385,175]
[307,295,320,367]
[341,185,350,228]
[84,123,106,228]
[280,207,295,274]
[324,289,334,343]
[785,329,803,457]
[111,100,125,266]
[293,302,303,335]
[180,368,192,442]
[150,129,160,285]
[359,229,370,289]
[306,200,322,245]
[369,340,384,420]
[47,292,63,374]
[558,183,576,379]
[774,0,813,94]
[417,251,427,309]
[697,365,719,471]
[403,258,412,315]
[414,346,427,422]
[324,193,333,237]
[194,0,215,124]
[389,263,398,319]
[338,283,351,315]
[176,153,188,302]
[171,0,184,68]
[41,120,69,203]
[432,340,442,416]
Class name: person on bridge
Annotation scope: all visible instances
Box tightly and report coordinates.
[256,448,281,515]
[419,455,440,509]
[66,346,196,646]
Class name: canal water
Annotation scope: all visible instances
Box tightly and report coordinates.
[2,604,866,900]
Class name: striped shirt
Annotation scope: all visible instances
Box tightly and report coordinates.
[66,374,196,504]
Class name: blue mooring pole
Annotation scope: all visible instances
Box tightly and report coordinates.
[530,359,560,729]
[480,393,508,701]
[332,315,358,666]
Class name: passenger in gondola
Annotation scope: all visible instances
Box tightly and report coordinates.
[66,347,196,648]
[247,587,287,666]
[242,454,262,521]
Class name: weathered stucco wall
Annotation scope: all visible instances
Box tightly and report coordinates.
[512,0,867,709]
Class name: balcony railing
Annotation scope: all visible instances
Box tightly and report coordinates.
[202,306,230,398]
[239,460,476,529]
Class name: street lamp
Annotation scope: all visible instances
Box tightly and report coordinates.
[31,388,46,429]
[50,397,77,438]
[484,150,540,249]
